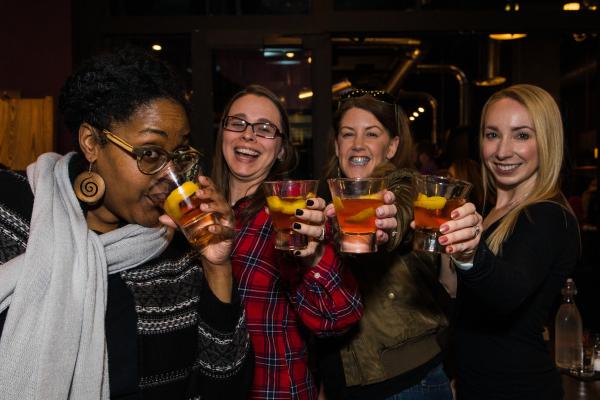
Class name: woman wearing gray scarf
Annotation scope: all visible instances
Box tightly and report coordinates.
[0,47,252,399]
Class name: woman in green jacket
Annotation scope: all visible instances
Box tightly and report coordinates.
[317,90,480,400]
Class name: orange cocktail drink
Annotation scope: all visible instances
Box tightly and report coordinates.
[328,178,386,253]
[412,175,472,253]
[150,164,218,250]
[263,180,319,250]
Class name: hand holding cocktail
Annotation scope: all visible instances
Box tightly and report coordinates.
[410,175,483,259]
[328,177,387,253]
[263,180,319,251]
[412,175,472,253]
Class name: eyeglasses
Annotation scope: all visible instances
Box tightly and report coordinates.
[339,89,396,105]
[102,129,200,175]
[223,116,281,139]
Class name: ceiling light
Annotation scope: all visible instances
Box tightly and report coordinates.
[412,112,419,117]
[563,2,581,10]
[417,107,425,113]
[298,90,313,100]
[308,56,312,64]
[409,116,415,121]
[489,33,527,40]
[285,52,295,58]
[151,44,162,51]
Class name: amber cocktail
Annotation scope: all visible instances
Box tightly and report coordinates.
[328,178,385,253]
[150,164,218,250]
[263,180,319,250]
[413,175,472,253]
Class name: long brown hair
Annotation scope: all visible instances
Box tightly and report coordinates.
[212,84,298,224]
[322,95,414,180]
[480,84,573,254]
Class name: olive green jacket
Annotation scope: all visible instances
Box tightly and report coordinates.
[339,168,450,386]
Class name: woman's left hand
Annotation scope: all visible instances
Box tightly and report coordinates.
[374,190,398,245]
[437,202,483,263]
[291,197,328,260]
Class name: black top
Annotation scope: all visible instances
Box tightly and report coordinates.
[0,168,253,399]
[455,201,580,400]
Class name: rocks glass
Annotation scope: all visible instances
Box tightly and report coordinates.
[412,174,472,253]
[328,177,386,253]
[263,180,319,250]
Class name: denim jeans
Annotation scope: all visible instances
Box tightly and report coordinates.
[384,364,452,400]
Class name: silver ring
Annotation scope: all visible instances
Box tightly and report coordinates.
[472,225,481,239]
[317,226,326,241]
[391,230,397,238]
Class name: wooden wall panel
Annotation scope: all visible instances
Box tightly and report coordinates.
[0,97,54,170]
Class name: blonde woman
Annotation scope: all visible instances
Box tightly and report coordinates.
[453,84,580,400]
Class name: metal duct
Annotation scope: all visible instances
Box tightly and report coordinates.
[415,64,470,127]
[383,48,423,94]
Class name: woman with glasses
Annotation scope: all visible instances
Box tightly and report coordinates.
[317,90,481,400]
[0,47,252,399]
[212,84,400,400]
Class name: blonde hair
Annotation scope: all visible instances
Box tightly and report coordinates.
[480,84,570,254]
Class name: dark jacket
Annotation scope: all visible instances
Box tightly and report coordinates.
[319,168,451,398]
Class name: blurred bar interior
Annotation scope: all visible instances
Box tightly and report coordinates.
[1,0,599,392]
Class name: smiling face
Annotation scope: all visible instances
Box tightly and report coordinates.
[335,107,399,179]
[84,98,190,231]
[222,94,284,196]
[482,97,539,192]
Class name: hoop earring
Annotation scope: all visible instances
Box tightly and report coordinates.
[73,162,105,205]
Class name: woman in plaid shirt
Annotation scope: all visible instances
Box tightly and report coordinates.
[210,85,399,399]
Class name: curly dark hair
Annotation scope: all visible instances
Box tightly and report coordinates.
[58,46,190,149]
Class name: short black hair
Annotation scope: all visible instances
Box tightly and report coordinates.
[59,46,189,142]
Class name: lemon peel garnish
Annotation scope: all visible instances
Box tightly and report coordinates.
[164,181,199,221]
[266,196,306,215]
[346,207,376,223]
[413,193,447,210]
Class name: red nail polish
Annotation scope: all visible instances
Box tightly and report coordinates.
[439,225,449,233]
[451,211,459,219]
[439,236,448,245]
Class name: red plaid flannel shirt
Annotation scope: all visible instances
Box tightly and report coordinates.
[231,199,363,400]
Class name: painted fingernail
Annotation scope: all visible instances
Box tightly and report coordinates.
[306,199,314,207]
[439,225,449,233]
[451,211,459,219]
[447,246,454,253]
[439,236,448,245]
[295,209,304,216]
[293,222,301,230]
[294,251,301,256]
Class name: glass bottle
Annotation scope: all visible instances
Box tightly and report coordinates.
[554,278,583,371]
[593,334,600,373]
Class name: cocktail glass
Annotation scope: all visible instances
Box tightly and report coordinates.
[149,163,218,250]
[328,177,386,253]
[412,174,472,253]
[262,180,319,250]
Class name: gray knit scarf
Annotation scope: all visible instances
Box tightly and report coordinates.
[0,152,173,399]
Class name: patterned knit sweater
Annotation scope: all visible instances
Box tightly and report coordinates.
[0,168,253,399]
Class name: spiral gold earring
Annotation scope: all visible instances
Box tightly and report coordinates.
[73,162,105,205]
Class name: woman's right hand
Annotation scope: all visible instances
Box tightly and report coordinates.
[159,176,236,266]
[437,202,483,263]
